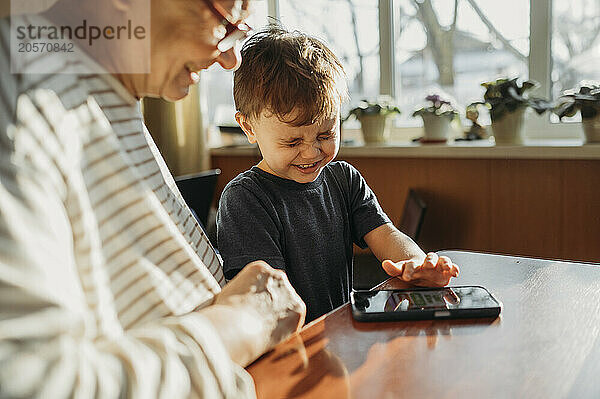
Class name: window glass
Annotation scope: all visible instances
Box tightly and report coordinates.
[551,0,600,122]
[203,0,269,129]
[278,0,380,112]
[394,0,529,126]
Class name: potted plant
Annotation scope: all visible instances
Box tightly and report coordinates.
[554,82,600,143]
[472,78,551,145]
[345,98,401,144]
[412,94,459,142]
[461,103,488,140]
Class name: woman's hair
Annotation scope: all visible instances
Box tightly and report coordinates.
[233,25,348,126]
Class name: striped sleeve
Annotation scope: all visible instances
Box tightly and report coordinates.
[0,89,255,398]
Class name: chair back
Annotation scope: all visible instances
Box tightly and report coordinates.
[175,169,221,227]
[398,189,427,241]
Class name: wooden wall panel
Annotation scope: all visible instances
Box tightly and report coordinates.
[211,154,600,263]
[488,159,563,259]
[561,160,600,261]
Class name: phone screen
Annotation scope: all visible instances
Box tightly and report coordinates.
[353,286,500,314]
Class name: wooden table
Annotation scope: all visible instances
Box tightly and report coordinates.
[247,250,600,398]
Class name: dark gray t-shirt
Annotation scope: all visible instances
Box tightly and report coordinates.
[217,161,391,321]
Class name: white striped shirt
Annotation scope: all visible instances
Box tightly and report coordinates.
[0,15,254,398]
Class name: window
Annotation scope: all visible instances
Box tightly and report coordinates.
[279,0,380,103]
[393,0,529,126]
[204,0,600,141]
[202,0,268,129]
[389,0,598,137]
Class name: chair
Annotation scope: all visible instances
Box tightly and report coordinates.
[175,169,221,228]
[398,189,427,241]
[352,189,427,290]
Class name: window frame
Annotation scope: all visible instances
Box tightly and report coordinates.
[525,0,580,139]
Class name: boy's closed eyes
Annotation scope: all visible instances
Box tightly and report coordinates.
[284,132,335,148]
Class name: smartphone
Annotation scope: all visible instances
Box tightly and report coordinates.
[351,286,502,322]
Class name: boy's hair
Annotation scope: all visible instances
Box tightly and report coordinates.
[234,25,348,127]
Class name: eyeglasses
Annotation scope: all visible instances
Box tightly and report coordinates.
[201,0,253,52]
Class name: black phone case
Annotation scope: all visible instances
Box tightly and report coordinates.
[350,285,502,322]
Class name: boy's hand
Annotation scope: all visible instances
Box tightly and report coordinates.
[381,252,459,287]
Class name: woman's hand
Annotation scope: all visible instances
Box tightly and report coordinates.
[382,252,459,287]
[199,261,306,366]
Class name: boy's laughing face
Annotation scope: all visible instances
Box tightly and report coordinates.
[236,108,340,183]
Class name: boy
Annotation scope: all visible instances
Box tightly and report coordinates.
[217,26,459,322]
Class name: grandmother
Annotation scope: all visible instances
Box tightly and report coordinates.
[0,1,305,398]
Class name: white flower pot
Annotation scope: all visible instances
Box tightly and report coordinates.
[491,108,525,145]
[582,113,600,143]
[359,114,391,144]
[421,113,452,142]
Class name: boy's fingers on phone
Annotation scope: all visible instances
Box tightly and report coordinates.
[401,260,418,280]
[435,256,452,272]
[433,274,451,287]
[382,260,404,277]
[446,259,460,277]
[423,252,438,269]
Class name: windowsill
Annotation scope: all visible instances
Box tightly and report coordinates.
[210,138,600,160]
[209,120,600,160]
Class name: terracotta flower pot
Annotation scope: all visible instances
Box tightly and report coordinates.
[582,113,600,143]
[491,107,525,145]
[359,114,391,144]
